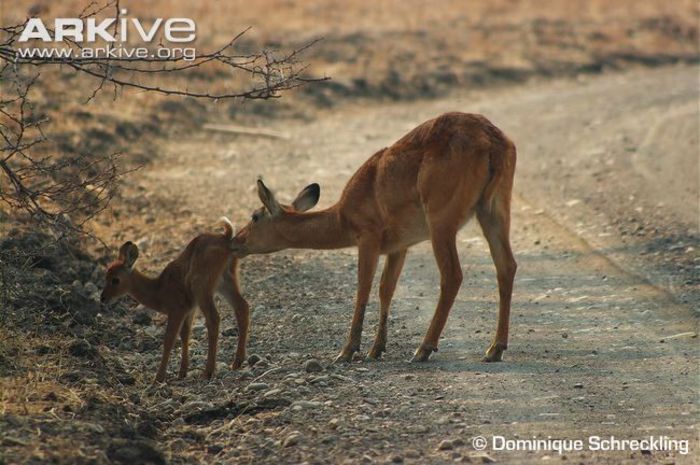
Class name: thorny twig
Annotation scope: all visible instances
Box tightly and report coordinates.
[0,0,325,237]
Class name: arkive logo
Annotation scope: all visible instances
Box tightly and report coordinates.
[18,9,196,43]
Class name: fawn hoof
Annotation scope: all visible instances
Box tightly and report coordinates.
[366,342,386,361]
[201,368,215,379]
[231,357,244,370]
[482,342,507,362]
[410,344,437,363]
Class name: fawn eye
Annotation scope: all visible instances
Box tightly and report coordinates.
[251,212,260,222]
[111,277,120,285]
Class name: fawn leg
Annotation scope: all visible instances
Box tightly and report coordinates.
[155,314,185,383]
[178,312,194,378]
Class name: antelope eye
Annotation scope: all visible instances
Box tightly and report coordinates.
[251,212,260,222]
[111,277,120,285]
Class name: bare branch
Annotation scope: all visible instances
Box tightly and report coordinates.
[0,1,326,238]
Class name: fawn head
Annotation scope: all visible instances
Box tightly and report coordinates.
[100,241,139,303]
[231,179,319,256]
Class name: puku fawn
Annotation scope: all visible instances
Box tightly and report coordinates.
[100,218,250,383]
[231,112,517,364]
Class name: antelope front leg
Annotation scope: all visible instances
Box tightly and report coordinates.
[334,240,380,363]
[155,315,184,383]
[367,249,407,360]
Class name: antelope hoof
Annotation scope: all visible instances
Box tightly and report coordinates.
[334,346,357,364]
[202,368,215,379]
[483,342,507,362]
[410,344,436,363]
[153,373,166,384]
[231,357,244,370]
[178,369,188,379]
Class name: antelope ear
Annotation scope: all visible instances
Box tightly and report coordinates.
[257,179,281,215]
[292,183,320,212]
[118,241,139,270]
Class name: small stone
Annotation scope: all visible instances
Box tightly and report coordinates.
[83,422,105,434]
[253,359,269,369]
[329,418,339,429]
[180,400,213,413]
[221,327,238,337]
[245,382,269,392]
[84,282,98,294]
[438,439,454,451]
[68,339,98,358]
[135,236,150,253]
[391,454,404,463]
[474,453,495,463]
[361,455,373,463]
[283,432,301,447]
[291,400,322,411]
[207,444,223,455]
[247,354,262,366]
[133,310,152,326]
[107,439,165,465]
[573,382,584,389]
[304,359,323,373]
[263,388,282,398]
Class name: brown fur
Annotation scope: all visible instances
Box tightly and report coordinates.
[233,112,516,363]
[101,221,250,383]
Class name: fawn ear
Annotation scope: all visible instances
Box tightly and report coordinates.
[292,183,320,212]
[257,179,281,216]
[118,241,139,270]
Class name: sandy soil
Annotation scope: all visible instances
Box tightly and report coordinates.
[2,66,698,464]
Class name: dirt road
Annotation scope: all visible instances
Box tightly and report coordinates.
[67,66,698,464]
[102,67,700,463]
